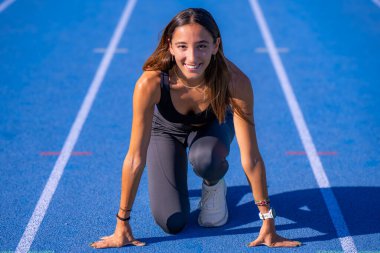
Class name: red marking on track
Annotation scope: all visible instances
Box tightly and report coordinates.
[40,151,93,156]
[286,151,337,156]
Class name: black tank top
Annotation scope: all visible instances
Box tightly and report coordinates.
[156,71,215,125]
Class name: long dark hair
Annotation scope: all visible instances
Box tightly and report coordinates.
[143,8,249,124]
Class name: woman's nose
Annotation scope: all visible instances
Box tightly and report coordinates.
[186,47,197,62]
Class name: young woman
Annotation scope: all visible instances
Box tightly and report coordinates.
[90,8,301,249]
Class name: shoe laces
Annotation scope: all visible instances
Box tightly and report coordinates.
[198,188,218,210]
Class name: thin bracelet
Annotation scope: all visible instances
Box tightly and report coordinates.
[116,213,130,221]
[119,207,132,212]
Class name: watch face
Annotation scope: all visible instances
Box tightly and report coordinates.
[259,208,276,220]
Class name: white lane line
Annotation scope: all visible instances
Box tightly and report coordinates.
[373,0,380,8]
[14,0,137,252]
[94,47,128,54]
[248,0,358,252]
[255,47,289,53]
[0,0,15,13]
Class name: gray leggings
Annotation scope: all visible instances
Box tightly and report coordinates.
[147,110,234,234]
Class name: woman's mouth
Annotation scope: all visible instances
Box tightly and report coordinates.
[184,63,202,70]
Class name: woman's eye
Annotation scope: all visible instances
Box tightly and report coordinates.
[198,45,207,49]
[177,45,187,49]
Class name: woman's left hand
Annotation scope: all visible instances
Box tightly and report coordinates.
[248,219,302,248]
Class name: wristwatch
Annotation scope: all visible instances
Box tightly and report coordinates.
[258,208,276,220]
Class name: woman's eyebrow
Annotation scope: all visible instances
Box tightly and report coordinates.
[174,40,210,45]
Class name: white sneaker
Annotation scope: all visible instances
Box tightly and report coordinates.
[198,178,228,227]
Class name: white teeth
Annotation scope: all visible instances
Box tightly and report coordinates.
[185,64,200,70]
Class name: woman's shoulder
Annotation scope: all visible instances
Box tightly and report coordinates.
[134,70,162,104]
[137,70,161,87]
[225,59,252,97]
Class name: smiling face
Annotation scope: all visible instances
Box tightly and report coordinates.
[169,23,220,83]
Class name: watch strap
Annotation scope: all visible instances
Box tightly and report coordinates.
[258,208,276,220]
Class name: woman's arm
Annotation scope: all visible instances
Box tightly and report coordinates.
[229,66,270,214]
[118,71,160,218]
[90,71,160,249]
[228,63,301,248]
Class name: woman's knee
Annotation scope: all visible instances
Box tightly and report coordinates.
[189,142,229,182]
[155,212,188,234]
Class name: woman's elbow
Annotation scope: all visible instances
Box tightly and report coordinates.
[241,155,263,172]
[122,155,146,176]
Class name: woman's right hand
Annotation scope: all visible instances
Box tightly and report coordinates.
[90,219,146,249]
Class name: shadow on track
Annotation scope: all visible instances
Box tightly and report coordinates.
[140,186,380,244]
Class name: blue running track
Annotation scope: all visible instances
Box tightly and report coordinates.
[1,0,380,252]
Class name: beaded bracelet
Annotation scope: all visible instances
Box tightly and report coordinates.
[255,198,270,206]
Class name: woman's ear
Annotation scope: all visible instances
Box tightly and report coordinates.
[168,39,174,55]
[213,37,221,55]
